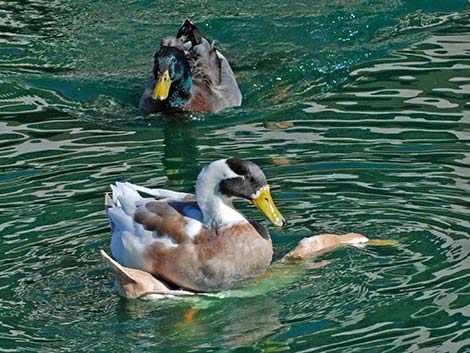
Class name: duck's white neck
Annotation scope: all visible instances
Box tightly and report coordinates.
[195,160,247,228]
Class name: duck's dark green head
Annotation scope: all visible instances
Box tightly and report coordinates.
[152,46,192,108]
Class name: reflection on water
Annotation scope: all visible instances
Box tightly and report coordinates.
[116,296,282,350]
[1,1,470,352]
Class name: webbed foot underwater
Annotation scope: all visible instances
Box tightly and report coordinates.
[140,19,242,113]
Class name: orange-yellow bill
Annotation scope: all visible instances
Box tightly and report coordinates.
[253,187,285,227]
[152,69,171,100]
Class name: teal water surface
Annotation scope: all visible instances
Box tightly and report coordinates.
[1,0,470,352]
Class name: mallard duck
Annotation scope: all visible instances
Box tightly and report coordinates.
[139,19,242,113]
[105,158,285,292]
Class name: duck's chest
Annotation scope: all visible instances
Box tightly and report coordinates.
[197,227,273,290]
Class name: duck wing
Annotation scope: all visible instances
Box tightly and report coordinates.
[105,182,201,265]
[105,182,219,291]
[177,19,242,112]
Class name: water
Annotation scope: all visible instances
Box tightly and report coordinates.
[1,0,469,351]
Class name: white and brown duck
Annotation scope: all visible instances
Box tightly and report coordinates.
[104,158,285,294]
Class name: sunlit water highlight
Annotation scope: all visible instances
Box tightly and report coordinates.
[1,1,469,352]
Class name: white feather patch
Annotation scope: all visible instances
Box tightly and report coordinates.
[185,218,202,239]
[154,235,178,248]
[112,182,143,215]
[130,182,193,201]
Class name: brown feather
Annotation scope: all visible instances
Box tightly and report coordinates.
[185,94,212,112]
[135,202,191,244]
[111,185,272,292]
[142,218,273,292]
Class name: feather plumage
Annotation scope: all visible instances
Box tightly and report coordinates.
[140,19,242,113]
[104,159,285,292]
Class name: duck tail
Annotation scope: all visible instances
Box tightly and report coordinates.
[110,182,142,214]
[104,193,116,230]
[177,19,204,47]
[105,192,114,208]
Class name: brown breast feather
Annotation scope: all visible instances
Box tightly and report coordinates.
[185,93,212,112]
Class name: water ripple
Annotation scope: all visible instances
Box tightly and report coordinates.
[1,2,470,352]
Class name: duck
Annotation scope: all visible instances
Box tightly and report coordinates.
[139,19,242,113]
[104,158,285,292]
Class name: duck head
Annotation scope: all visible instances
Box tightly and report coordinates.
[152,46,192,108]
[196,158,286,227]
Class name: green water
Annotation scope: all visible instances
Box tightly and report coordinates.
[1,0,470,352]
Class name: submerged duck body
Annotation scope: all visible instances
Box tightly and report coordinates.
[139,19,242,113]
[105,158,285,292]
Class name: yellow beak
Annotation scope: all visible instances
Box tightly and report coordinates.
[253,187,285,227]
[152,69,171,101]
